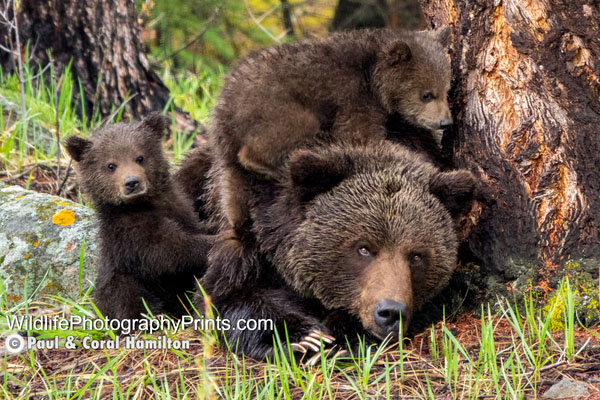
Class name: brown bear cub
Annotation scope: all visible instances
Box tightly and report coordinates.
[65,113,214,320]
[198,143,475,359]
[210,27,453,235]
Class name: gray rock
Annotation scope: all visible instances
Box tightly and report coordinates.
[0,94,19,112]
[0,184,99,303]
[543,377,589,399]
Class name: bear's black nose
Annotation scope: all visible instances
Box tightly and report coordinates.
[374,299,407,337]
[440,118,453,129]
[124,176,140,193]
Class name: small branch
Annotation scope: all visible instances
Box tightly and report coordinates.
[54,70,64,195]
[164,8,220,61]
[12,0,27,119]
[244,0,281,44]
[103,93,138,125]
[56,159,72,196]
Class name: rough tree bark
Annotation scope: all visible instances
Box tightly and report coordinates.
[0,0,188,124]
[418,0,600,319]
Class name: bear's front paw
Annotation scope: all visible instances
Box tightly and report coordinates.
[290,328,348,366]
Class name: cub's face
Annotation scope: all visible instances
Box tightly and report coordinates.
[65,113,169,206]
[374,28,453,134]
[283,146,475,341]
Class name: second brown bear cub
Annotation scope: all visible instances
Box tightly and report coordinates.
[65,113,214,319]
[211,27,453,233]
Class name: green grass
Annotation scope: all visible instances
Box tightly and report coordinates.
[0,64,222,176]
[1,273,598,399]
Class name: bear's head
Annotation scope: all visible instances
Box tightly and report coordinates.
[277,144,474,340]
[373,27,452,134]
[65,112,170,206]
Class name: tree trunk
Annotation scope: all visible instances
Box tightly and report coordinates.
[280,0,295,39]
[330,0,388,31]
[0,0,185,124]
[418,0,600,316]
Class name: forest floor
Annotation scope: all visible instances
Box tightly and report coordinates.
[2,292,600,399]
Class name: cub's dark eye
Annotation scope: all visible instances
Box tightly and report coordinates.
[357,246,371,257]
[421,92,435,102]
[107,163,116,171]
[136,155,144,164]
[409,253,423,266]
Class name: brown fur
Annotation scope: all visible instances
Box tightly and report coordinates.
[65,113,214,319]
[173,142,220,231]
[210,27,452,235]
[357,249,413,336]
[198,143,475,357]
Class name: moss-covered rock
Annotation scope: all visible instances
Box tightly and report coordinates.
[0,184,98,303]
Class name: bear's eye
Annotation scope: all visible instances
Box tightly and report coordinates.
[409,252,424,266]
[357,246,371,257]
[107,163,116,171]
[421,92,435,102]
[136,155,144,164]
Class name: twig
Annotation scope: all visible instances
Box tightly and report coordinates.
[11,0,27,119]
[164,8,220,61]
[29,62,52,81]
[103,93,138,126]
[56,159,72,196]
[529,360,567,376]
[244,0,281,44]
[54,68,64,195]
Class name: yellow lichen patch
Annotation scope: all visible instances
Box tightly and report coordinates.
[32,239,41,247]
[52,209,76,226]
[16,195,24,199]
[24,254,31,259]
[8,294,22,302]
[54,200,72,206]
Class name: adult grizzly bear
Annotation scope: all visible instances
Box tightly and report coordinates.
[65,113,214,319]
[198,143,475,359]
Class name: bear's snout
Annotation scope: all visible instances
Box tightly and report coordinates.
[124,176,140,192]
[374,299,407,339]
[439,118,453,129]
[358,248,413,340]
[121,175,147,198]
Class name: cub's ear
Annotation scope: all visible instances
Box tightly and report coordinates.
[384,40,412,66]
[430,26,451,48]
[65,136,92,162]
[289,149,353,203]
[430,169,476,217]
[139,111,168,140]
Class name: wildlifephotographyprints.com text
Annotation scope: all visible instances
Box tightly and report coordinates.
[3,315,273,354]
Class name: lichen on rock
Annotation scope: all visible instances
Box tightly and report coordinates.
[0,183,99,303]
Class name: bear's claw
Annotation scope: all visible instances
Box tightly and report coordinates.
[290,329,341,364]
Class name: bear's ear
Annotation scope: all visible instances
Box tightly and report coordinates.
[430,26,451,48]
[430,170,476,217]
[384,40,412,66]
[139,111,168,140]
[289,149,353,203]
[65,136,92,162]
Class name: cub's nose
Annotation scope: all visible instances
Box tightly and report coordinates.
[124,176,140,194]
[374,299,407,338]
[440,118,453,129]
